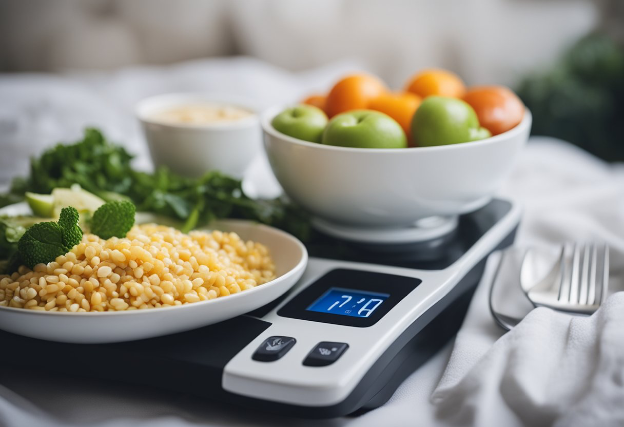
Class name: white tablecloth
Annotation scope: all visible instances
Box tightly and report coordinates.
[1,58,622,427]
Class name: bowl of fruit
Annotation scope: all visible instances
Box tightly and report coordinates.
[262,70,531,232]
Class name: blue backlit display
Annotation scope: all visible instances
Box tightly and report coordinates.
[307,288,389,318]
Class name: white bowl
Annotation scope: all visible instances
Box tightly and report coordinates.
[136,93,262,179]
[0,209,307,344]
[262,106,531,227]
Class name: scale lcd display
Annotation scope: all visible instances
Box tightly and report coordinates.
[307,288,390,318]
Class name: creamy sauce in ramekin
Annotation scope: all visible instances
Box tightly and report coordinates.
[150,104,254,125]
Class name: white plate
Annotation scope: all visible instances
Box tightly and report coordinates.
[0,203,308,343]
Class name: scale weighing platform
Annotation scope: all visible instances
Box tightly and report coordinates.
[0,199,520,419]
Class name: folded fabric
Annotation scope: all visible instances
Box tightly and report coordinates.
[432,252,624,427]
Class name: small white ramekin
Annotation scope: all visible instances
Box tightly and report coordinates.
[136,93,262,179]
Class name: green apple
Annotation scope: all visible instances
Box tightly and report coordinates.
[412,96,490,146]
[322,110,407,149]
[470,126,492,141]
[272,104,328,143]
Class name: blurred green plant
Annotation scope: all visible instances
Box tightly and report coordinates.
[517,33,624,161]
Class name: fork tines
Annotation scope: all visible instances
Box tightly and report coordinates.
[558,243,609,308]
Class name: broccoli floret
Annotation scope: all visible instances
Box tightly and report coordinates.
[57,205,83,249]
[90,201,136,239]
[17,207,83,269]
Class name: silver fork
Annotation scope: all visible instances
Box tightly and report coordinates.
[522,243,609,314]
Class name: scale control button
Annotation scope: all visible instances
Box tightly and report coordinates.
[303,342,349,367]
[252,336,296,362]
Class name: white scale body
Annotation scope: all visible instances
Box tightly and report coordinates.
[223,199,520,415]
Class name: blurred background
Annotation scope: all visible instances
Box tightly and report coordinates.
[0,0,622,170]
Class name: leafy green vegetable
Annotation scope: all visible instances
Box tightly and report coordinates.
[0,254,21,275]
[128,167,310,240]
[1,128,310,240]
[18,128,134,196]
[17,207,83,269]
[0,218,27,263]
[90,201,136,239]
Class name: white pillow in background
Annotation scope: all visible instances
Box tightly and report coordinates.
[1,0,600,86]
[118,0,233,64]
[230,0,598,88]
[0,0,233,72]
[47,19,142,71]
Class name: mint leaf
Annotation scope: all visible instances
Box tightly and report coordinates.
[90,201,136,239]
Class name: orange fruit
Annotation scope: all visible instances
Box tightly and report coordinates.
[325,74,387,117]
[405,69,466,99]
[463,86,524,135]
[302,94,327,113]
[368,92,421,140]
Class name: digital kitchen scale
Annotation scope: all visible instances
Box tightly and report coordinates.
[0,198,520,419]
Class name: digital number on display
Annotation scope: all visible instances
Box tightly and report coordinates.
[306,288,390,318]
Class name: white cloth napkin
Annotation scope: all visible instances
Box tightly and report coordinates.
[430,138,624,427]
[432,254,624,427]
